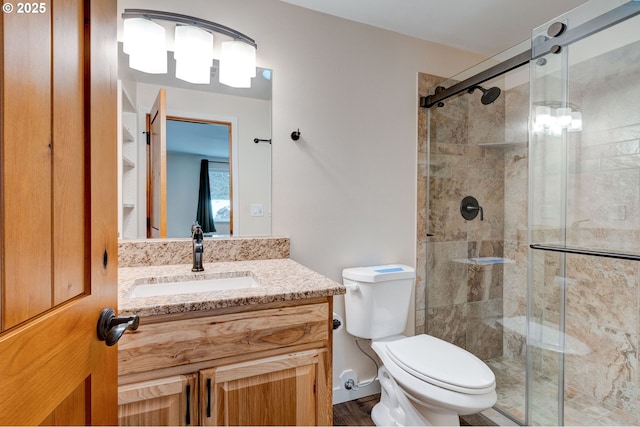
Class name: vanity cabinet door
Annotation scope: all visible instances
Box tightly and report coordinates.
[118,374,198,426]
[200,349,331,426]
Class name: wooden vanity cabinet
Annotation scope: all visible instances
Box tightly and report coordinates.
[117,298,333,426]
[118,374,198,426]
[200,350,329,426]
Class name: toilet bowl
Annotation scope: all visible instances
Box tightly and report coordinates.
[371,335,496,425]
[343,265,497,426]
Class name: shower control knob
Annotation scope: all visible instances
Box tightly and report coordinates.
[460,196,484,221]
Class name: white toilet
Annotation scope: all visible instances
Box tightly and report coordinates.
[343,265,497,426]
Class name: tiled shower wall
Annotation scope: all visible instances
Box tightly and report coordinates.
[416,69,536,362]
[417,72,512,360]
[502,79,529,361]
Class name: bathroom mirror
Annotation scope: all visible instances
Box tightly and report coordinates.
[118,44,272,239]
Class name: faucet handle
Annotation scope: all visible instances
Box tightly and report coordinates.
[192,221,203,237]
[460,196,484,221]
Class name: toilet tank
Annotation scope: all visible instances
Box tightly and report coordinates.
[342,265,415,339]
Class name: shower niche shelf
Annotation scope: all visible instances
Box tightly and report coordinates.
[477,141,527,148]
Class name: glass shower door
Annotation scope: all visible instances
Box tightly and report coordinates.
[528,1,640,424]
[425,50,530,423]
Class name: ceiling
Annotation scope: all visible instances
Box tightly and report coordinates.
[167,119,230,159]
[280,0,589,56]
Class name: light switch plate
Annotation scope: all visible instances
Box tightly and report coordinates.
[250,203,264,217]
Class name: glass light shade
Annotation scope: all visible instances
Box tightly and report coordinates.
[246,44,257,78]
[174,25,214,63]
[219,40,256,88]
[174,25,214,84]
[176,58,212,84]
[226,40,256,78]
[123,18,167,74]
[219,68,251,88]
[123,18,152,54]
[532,121,545,134]
[128,47,167,74]
[556,107,573,127]
[549,123,563,136]
[535,105,552,127]
[569,111,583,131]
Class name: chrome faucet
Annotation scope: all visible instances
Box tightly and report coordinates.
[191,222,204,272]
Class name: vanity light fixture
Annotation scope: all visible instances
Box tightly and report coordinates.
[123,17,167,74]
[532,101,582,136]
[219,40,256,88]
[174,25,214,84]
[122,9,258,88]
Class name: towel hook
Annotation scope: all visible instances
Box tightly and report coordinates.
[291,129,301,141]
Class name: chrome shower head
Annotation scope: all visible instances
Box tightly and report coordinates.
[468,85,501,105]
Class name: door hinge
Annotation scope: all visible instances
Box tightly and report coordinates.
[144,131,150,145]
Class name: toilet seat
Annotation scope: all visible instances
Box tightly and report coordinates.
[384,335,495,395]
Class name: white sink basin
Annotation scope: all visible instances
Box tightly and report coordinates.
[128,273,260,298]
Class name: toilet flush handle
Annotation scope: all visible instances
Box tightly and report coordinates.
[344,283,360,293]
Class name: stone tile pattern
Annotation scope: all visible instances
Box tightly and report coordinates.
[118,237,290,267]
[119,258,345,317]
[486,356,640,426]
[418,72,513,363]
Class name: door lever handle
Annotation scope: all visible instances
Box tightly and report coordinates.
[97,307,139,346]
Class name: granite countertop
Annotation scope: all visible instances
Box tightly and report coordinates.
[118,258,345,317]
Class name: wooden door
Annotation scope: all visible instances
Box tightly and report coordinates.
[147,89,167,238]
[200,350,325,426]
[118,374,198,426]
[0,0,118,425]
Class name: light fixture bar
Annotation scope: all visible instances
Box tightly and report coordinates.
[122,9,257,49]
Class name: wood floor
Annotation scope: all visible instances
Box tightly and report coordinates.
[332,394,497,426]
[333,394,378,426]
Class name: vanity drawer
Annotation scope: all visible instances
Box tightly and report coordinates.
[118,301,330,376]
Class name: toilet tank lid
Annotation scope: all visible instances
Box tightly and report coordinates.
[342,265,415,283]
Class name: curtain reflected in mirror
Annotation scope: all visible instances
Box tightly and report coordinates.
[196,159,216,234]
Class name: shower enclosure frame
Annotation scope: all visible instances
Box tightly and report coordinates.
[421,1,640,424]
[420,1,640,110]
